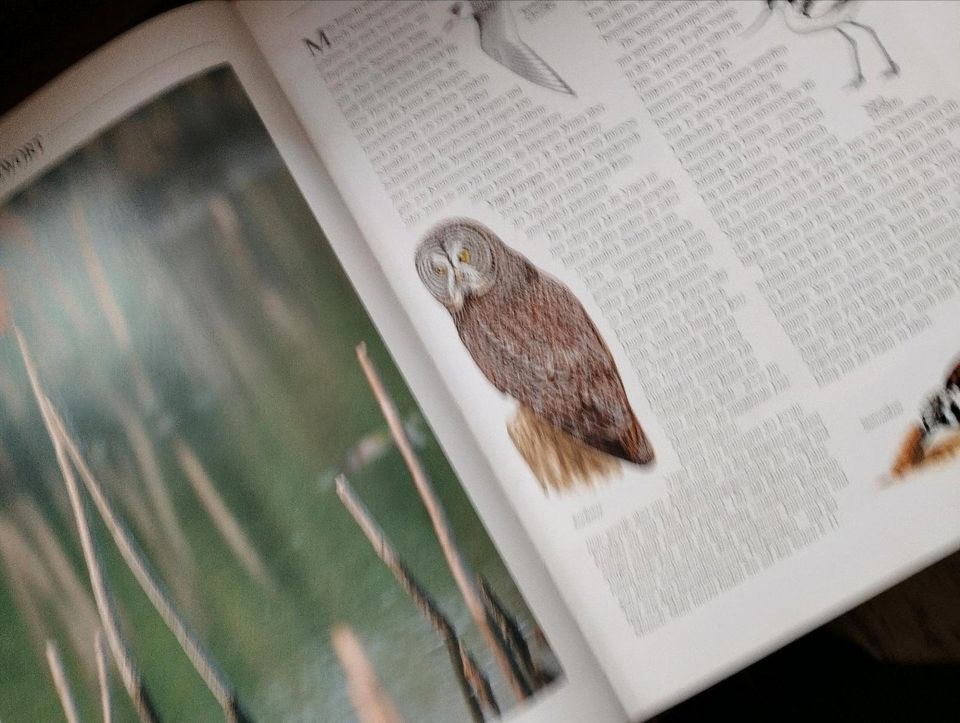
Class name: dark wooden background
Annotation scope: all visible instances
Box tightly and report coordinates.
[3,1,960,720]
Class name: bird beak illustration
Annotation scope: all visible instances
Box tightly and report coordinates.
[448,271,464,311]
[443,2,463,33]
[739,5,774,38]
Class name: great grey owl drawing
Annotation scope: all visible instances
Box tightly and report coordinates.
[415,219,654,492]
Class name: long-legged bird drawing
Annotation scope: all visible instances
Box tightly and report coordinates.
[743,0,899,89]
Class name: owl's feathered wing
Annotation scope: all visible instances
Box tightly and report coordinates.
[455,263,652,464]
[475,2,575,95]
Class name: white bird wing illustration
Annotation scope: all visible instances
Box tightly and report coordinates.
[476,2,575,95]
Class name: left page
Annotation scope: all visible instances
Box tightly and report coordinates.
[0,3,624,721]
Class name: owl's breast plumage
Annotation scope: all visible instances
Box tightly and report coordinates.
[453,269,643,460]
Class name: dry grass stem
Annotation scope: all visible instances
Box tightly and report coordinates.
[17,325,160,722]
[0,266,9,334]
[15,503,99,669]
[46,639,80,723]
[330,625,404,723]
[355,343,530,702]
[20,500,100,634]
[96,630,113,723]
[71,202,157,411]
[0,212,92,332]
[110,395,193,567]
[172,437,275,593]
[0,515,98,670]
[477,576,551,690]
[0,517,56,600]
[44,396,252,722]
[336,475,496,722]
[0,518,51,651]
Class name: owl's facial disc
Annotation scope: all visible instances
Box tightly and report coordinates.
[416,222,496,312]
[444,233,495,301]
[428,252,465,311]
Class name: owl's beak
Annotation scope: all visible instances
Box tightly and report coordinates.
[447,270,465,311]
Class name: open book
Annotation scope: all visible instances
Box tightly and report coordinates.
[3,0,960,720]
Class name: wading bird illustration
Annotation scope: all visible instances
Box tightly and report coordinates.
[416,219,654,492]
[891,359,960,479]
[742,0,899,89]
[445,0,576,96]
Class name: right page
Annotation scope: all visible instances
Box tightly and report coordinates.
[239,1,960,717]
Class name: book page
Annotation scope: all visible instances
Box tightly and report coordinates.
[0,3,623,721]
[238,0,960,718]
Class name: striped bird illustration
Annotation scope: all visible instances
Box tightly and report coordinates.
[445,0,575,95]
[920,363,960,441]
[891,360,960,479]
[742,0,899,89]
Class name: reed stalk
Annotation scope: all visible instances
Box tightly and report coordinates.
[330,624,404,723]
[0,515,98,675]
[172,436,275,593]
[0,265,8,335]
[16,326,160,722]
[71,202,157,412]
[0,518,50,651]
[45,639,80,723]
[355,343,530,701]
[20,500,101,635]
[15,502,100,668]
[336,474,498,721]
[44,395,253,723]
[110,395,193,568]
[96,630,113,723]
[0,212,92,333]
[477,577,551,690]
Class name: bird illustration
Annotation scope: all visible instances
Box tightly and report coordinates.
[891,359,960,479]
[445,0,575,96]
[742,0,899,89]
[415,219,653,492]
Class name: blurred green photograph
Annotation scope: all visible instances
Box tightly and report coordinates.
[0,66,559,722]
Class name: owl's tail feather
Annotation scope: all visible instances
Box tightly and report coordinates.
[508,405,619,492]
[613,413,655,466]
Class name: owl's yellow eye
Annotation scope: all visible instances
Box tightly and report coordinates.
[435,265,447,276]
[458,248,471,264]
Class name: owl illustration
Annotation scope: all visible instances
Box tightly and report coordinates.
[415,219,654,491]
[891,358,960,479]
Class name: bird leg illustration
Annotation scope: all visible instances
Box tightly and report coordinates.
[845,20,899,77]
[742,1,899,90]
[445,0,576,96]
[835,26,865,89]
